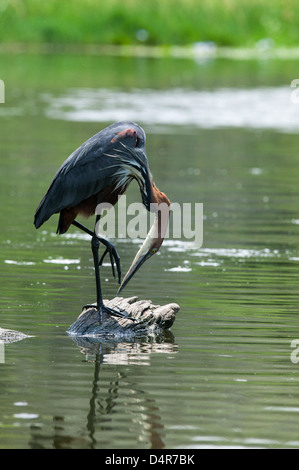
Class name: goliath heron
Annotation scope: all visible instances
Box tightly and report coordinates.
[34,121,170,322]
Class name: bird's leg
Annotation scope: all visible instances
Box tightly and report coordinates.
[88,234,103,322]
[93,215,134,321]
[71,219,135,323]
[72,219,95,237]
[72,219,121,283]
[89,233,136,323]
[94,214,121,283]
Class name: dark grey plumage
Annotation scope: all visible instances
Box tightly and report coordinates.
[34,121,149,231]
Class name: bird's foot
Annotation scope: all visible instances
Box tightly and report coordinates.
[102,304,137,322]
[98,238,121,284]
[82,303,136,323]
[83,303,98,310]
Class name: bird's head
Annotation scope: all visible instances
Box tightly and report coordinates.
[118,189,170,294]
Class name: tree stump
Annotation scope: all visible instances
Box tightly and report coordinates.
[67,296,180,340]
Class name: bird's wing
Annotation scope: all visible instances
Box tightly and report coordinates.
[34,122,146,228]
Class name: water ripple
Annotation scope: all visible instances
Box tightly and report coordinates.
[42,86,299,133]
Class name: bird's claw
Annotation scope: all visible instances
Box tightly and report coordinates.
[102,304,137,322]
[83,303,136,323]
[83,303,98,310]
[98,239,121,284]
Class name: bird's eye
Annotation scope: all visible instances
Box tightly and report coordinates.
[151,248,157,254]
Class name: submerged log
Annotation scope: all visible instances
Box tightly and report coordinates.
[0,327,31,344]
[67,296,180,340]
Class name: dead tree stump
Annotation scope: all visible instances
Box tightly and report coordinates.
[67,296,180,340]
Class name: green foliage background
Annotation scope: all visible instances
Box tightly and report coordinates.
[0,0,298,47]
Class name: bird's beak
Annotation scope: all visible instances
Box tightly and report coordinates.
[117,194,170,295]
[117,214,160,294]
[117,247,154,294]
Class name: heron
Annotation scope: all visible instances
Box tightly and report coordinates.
[34,121,170,322]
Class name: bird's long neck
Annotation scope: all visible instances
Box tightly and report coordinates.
[149,181,171,244]
[150,181,170,207]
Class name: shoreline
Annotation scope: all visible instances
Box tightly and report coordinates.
[1,42,299,60]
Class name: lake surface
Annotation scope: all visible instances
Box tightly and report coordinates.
[1,53,299,449]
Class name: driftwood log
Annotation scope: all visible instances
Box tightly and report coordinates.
[0,327,31,344]
[67,296,180,340]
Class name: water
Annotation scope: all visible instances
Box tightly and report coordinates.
[42,85,299,132]
[1,53,299,449]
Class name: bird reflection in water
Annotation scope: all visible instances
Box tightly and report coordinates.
[28,334,177,449]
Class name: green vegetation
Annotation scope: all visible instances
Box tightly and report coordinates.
[0,0,299,48]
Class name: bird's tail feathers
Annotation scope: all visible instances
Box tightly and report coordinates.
[34,194,55,230]
[34,196,46,229]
